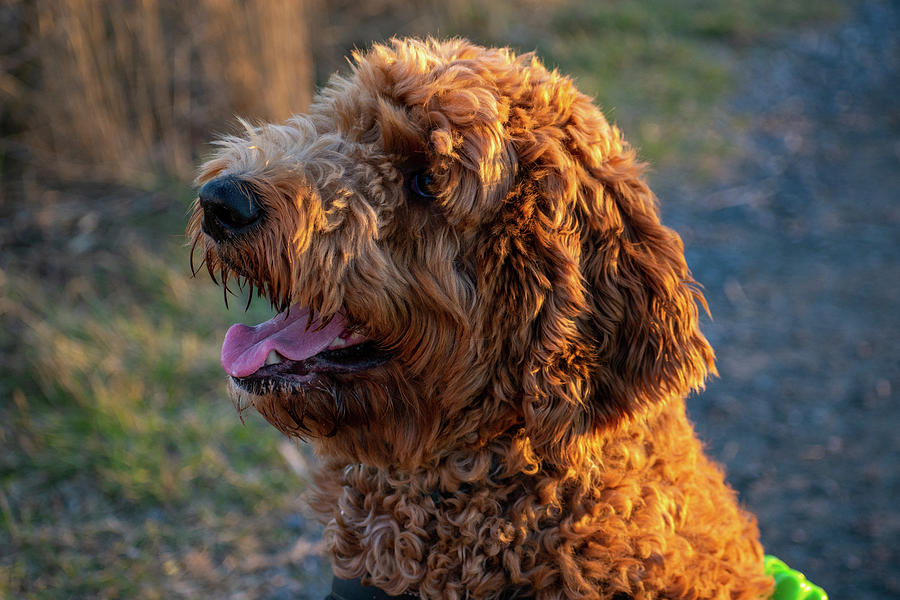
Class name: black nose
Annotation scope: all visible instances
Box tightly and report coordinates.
[198,176,263,241]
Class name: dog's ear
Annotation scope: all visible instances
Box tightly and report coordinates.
[500,86,715,462]
[581,149,716,422]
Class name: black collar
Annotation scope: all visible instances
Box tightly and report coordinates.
[326,577,418,600]
[325,577,540,600]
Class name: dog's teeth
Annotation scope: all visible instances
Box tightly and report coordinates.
[265,350,283,365]
[346,331,366,344]
[328,336,346,349]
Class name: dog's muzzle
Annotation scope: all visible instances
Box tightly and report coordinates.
[198,176,263,241]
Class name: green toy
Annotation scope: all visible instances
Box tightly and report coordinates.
[765,556,828,600]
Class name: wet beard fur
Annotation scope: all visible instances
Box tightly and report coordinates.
[230,365,441,467]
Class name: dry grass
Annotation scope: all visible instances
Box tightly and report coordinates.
[17,0,312,181]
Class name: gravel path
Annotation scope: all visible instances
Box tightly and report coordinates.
[662,2,899,597]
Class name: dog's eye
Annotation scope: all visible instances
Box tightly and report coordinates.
[410,172,438,199]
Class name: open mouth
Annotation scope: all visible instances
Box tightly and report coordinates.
[221,305,390,391]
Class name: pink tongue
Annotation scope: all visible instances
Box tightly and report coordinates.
[221,305,347,377]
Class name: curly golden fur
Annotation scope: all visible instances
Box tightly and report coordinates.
[188,38,773,599]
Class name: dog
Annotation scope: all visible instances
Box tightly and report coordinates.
[188,38,774,600]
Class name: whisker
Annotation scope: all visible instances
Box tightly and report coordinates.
[231,393,249,425]
[285,402,310,435]
[189,236,201,277]
[222,269,239,297]
[207,253,218,285]
[221,269,231,309]
[245,281,254,312]
[194,254,209,279]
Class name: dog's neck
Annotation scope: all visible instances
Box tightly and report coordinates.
[306,401,724,599]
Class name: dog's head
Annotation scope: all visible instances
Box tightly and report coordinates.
[188,38,715,468]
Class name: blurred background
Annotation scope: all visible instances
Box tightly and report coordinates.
[1,0,897,598]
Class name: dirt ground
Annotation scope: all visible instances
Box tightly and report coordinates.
[658,1,899,597]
